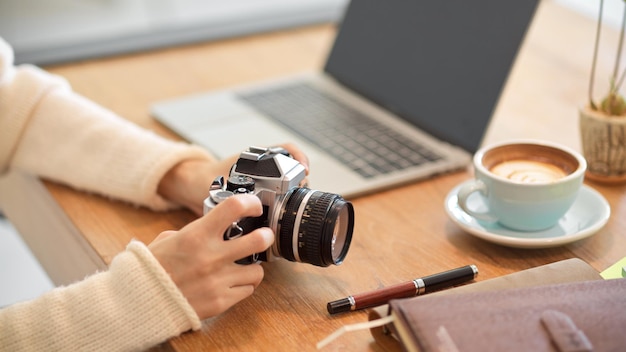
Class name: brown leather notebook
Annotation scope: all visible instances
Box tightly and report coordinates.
[368,258,605,352]
[390,278,626,352]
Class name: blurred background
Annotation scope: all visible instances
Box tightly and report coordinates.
[0,0,348,65]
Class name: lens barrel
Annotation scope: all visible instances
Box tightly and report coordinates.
[278,188,354,267]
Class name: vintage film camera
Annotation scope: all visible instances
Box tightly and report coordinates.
[204,146,354,267]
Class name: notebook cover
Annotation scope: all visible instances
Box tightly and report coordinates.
[368,258,602,351]
[390,278,626,352]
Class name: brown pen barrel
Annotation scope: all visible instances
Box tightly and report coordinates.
[353,281,417,310]
[326,265,478,314]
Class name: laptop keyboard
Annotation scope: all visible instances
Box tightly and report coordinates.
[238,83,441,178]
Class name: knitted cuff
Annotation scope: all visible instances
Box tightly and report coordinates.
[125,240,202,332]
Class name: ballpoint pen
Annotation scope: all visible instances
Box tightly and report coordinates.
[327,265,478,314]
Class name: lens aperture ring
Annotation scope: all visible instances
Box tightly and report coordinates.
[291,190,317,263]
[278,188,308,262]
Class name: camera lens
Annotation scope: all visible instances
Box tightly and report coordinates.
[277,188,354,267]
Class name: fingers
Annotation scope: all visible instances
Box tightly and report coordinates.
[192,194,264,236]
[196,284,256,319]
[280,142,310,175]
[225,227,274,263]
[185,194,274,262]
[228,260,266,288]
[185,263,265,319]
[153,230,177,242]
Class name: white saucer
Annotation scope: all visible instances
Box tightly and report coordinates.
[444,182,611,248]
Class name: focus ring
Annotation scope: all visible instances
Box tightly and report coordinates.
[301,192,335,266]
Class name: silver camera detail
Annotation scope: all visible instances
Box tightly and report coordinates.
[204,146,354,267]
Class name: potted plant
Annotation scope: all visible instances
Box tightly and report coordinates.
[579,0,626,183]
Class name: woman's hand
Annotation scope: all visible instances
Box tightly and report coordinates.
[158,143,310,215]
[148,194,274,320]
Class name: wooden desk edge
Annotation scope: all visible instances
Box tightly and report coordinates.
[0,172,106,286]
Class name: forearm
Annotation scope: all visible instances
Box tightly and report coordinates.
[9,80,214,211]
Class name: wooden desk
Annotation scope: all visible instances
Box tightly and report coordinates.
[1,1,624,351]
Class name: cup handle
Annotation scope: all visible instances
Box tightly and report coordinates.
[457,180,497,223]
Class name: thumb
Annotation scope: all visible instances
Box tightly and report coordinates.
[195,194,264,240]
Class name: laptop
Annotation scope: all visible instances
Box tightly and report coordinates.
[152,0,539,198]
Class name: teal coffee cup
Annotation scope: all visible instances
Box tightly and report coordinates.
[456,140,587,231]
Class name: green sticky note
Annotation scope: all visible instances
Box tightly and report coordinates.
[600,257,626,279]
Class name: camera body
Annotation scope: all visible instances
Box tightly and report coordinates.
[204,146,354,267]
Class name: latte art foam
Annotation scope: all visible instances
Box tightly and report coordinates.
[490,160,567,183]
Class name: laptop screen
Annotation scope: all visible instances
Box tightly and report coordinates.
[324,0,539,153]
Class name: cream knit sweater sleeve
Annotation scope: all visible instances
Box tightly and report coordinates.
[0,37,214,211]
[0,241,202,351]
